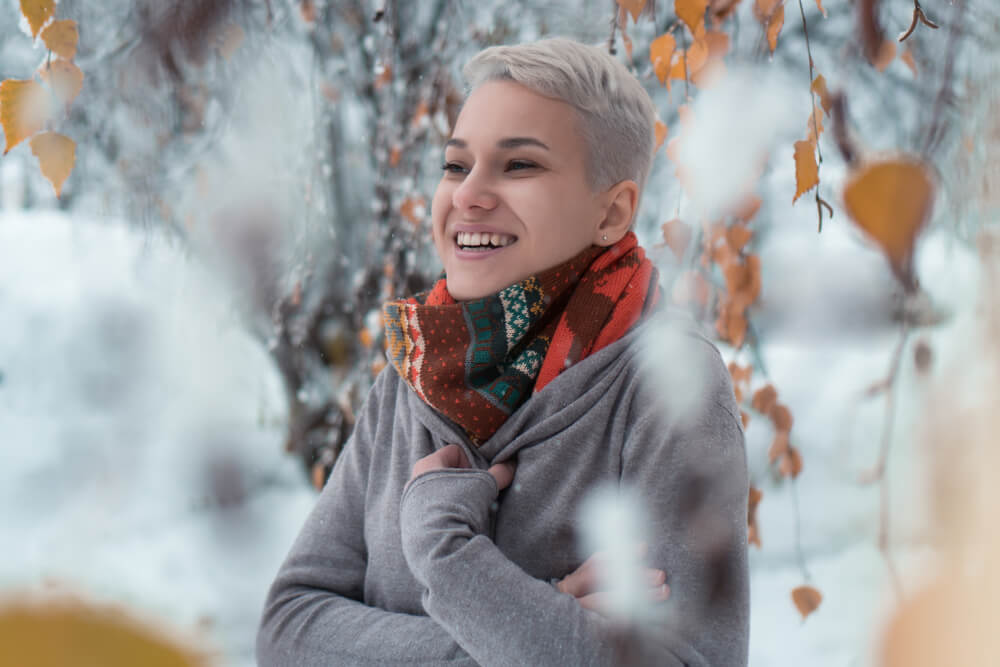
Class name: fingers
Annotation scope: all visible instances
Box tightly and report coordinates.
[410,444,471,480]
[488,460,516,491]
[577,583,671,616]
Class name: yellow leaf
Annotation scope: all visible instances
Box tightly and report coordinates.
[650,33,677,84]
[811,74,832,114]
[676,0,708,35]
[0,597,207,666]
[654,119,668,151]
[842,157,935,284]
[0,79,49,154]
[19,0,55,39]
[30,131,75,197]
[40,19,78,60]
[38,59,84,108]
[791,585,823,619]
[617,0,647,23]
[793,140,818,203]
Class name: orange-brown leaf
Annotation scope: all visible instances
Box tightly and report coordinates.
[814,0,827,17]
[0,79,49,154]
[30,131,75,198]
[676,0,708,35]
[685,38,710,76]
[654,119,668,151]
[41,20,78,60]
[618,0,647,22]
[710,0,744,24]
[791,585,823,619]
[0,598,205,666]
[38,59,84,108]
[650,33,677,84]
[766,4,784,53]
[715,299,748,347]
[793,140,819,203]
[770,403,793,432]
[748,485,763,547]
[780,445,803,478]
[19,0,55,38]
[806,102,825,144]
[768,430,789,463]
[400,196,426,226]
[703,30,731,60]
[901,47,918,76]
[811,75,833,114]
[726,222,753,253]
[752,384,778,415]
[732,194,762,222]
[661,218,692,261]
[873,39,896,72]
[842,157,935,283]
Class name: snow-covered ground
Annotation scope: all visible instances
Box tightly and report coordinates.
[0,208,981,665]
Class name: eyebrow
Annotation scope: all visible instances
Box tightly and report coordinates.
[445,137,550,151]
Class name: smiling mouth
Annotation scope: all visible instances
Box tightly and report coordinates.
[454,231,518,251]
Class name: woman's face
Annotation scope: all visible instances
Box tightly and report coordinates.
[431,80,608,301]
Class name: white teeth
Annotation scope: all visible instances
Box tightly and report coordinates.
[455,231,516,248]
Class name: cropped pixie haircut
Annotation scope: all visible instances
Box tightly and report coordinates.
[462,37,658,203]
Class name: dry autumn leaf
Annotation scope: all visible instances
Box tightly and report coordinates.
[901,47,918,76]
[19,0,56,39]
[0,79,49,154]
[793,140,819,203]
[709,0,744,24]
[811,75,832,113]
[748,485,763,547]
[676,0,708,35]
[791,585,823,619]
[40,19,78,60]
[842,157,935,285]
[30,131,76,197]
[732,194,762,222]
[38,59,84,107]
[752,384,777,414]
[661,218,692,261]
[650,33,677,84]
[779,444,803,478]
[654,119,668,151]
[400,196,426,226]
[765,4,784,53]
[873,39,897,72]
[806,102,825,144]
[0,598,207,666]
[618,0,647,23]
[771,403,793,431]
[726,223,753,253]
[814,0,827,17]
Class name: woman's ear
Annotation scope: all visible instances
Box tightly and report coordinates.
[595,180,639,246]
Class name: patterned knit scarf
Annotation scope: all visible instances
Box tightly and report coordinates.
[382,231,660,445]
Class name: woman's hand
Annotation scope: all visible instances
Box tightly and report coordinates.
[556,546,670,615]
[410,444,517,491]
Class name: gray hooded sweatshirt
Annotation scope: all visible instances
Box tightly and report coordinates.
[256,311,750,666]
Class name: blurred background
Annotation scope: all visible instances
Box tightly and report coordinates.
[1,0,998,664]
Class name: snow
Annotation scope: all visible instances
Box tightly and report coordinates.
[0,205,983,665]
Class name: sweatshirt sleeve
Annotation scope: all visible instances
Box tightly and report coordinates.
[397,337,750,667]
[255,372,476,667]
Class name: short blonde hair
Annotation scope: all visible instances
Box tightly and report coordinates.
[462,37,658,201]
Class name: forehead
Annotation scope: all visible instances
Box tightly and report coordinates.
[450,80,584,156]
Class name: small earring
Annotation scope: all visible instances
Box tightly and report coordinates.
[602,234,608,242]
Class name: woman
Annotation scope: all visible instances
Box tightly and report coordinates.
[257,37,749,666]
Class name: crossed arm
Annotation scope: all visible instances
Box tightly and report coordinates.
[257,363,749,666]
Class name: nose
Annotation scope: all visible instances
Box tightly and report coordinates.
[451,167,498,213]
